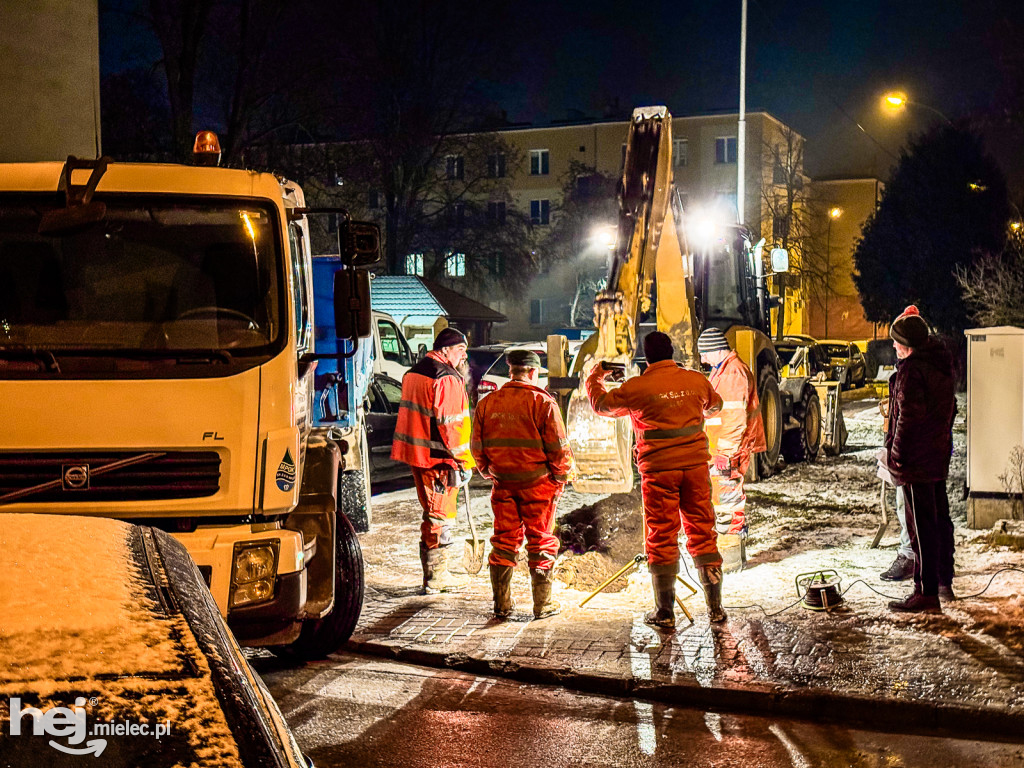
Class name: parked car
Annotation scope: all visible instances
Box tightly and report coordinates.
[467,343,511,405]
[818,339,868,389]
[364,373,410,481]
[477,341,581,400]
[775,337,830,379]
[0,513,310,767]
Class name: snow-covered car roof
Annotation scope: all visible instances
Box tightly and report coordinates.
[0,513,306,767]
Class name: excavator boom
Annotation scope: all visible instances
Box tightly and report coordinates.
[566,106,698,493]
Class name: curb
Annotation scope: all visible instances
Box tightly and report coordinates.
[347,636,1024,740]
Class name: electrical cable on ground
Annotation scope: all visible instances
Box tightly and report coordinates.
[683,563,1024,619]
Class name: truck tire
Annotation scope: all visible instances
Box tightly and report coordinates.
[340,429,371,533]
[287,512,364,660]
[755,368,782,479]
[781,385,821,463]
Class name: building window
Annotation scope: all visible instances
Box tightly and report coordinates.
[715,137,737,164]
[446,154,464,180]
[448,202,466,228]
[530,298,544,324]
[405,253,424,276]
[488,152,506,178]
[487,201,506,224]
[530,199,550,226]
[530,149,549,176]
[445,252,466,277]
[673,139,688,167]
[773,214,790,240]
[368,190,384,209]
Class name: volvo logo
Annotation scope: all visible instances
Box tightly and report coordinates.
[62,464,90,491]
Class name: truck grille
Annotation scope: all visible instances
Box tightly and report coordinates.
[0,451,221,503]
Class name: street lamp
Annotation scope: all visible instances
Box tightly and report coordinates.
[824,206,842,338]
[882,91,952,126]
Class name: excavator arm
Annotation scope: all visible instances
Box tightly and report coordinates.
[566,106,699,493]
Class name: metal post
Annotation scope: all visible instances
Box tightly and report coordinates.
[825,217,831,338]
[737,0,747,225]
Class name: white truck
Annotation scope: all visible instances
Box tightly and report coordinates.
[0,146,379,658]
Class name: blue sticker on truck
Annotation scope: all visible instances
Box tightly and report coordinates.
[276,449,296,492]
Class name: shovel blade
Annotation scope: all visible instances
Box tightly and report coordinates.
[463,539,485,574]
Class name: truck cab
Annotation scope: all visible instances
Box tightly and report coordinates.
[0,153,378,658]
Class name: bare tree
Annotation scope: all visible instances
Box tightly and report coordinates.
[956,223,1024,327]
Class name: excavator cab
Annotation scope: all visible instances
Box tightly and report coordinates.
[565,106,831,493]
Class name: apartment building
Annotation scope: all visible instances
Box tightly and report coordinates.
[488,111,811,340]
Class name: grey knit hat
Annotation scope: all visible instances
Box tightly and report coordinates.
[433,327,468,350]
[697,327,731,354]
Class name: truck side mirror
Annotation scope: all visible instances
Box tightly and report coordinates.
[770,248,789,273]
[341,221,382,268]
[334,269,372,339]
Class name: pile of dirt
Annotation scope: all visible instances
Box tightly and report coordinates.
[555,486,646,590]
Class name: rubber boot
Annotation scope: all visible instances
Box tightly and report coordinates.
[490,564,516,619]
[530,568,560,619]
[644,564,677,630]
[698,564,727,623]
[719,534,743,574]
[422,545,469,594]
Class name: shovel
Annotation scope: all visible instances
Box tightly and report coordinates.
[460,480,485,574]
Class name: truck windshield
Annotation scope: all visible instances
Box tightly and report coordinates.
[0,194,282,355]
[700,235,746,329]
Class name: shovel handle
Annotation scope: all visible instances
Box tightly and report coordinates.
[462,482,479,543]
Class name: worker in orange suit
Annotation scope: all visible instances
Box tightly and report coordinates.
[471,348,575,620]
[697,327,766,574]
[586,332,726,629]
[392,327,475,594]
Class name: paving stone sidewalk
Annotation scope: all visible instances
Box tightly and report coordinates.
[348,562,1024,739]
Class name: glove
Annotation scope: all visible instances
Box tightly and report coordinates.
[458,467,473,485]
[713,454,732,474]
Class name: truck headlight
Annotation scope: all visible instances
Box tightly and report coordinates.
[230,542,278,607]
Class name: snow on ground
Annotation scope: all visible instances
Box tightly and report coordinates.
[365,391,1024,636]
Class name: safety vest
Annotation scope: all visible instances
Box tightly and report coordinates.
[586,360,723,473]
[391,352,475,470]
[706,351,766,460]
[471,381,575,487]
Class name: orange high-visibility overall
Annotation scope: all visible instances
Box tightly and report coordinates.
[706,352,766,534]
[393,351,475,548]
[472,381,575,571]
[587,360,723,568]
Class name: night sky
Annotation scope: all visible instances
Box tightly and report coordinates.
[101,0,1023,181]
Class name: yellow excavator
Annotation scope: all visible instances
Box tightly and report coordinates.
[557,106,836,493]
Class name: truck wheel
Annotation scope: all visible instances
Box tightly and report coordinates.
[781,385,821,463]
[755,369,782,479]
[340,429,371,533]
[287,512,365,660]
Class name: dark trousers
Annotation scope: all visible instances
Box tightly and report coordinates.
[904,481,955,596]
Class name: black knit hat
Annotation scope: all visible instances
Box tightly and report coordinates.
[506,349,541,368]
[890,314,929,348]
[433,327,468,350]
[643,331,674,363]
[697,327,731,354]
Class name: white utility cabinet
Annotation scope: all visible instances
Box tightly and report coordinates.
[965,326,1024,528]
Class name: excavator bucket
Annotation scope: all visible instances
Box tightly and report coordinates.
[565,358,636,494]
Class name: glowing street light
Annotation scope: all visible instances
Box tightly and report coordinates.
[882,91,952,125]
[825,207,843,337]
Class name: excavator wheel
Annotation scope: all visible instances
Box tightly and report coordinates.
[754,368,783,479]
[781,384,822,463]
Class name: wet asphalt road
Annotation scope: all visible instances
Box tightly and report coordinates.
[256,652,1024,768]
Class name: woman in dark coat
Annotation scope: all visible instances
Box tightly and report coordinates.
[885,312,957,613]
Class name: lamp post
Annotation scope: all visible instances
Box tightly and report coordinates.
[882,92,952,126]
[824,206,842,337]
